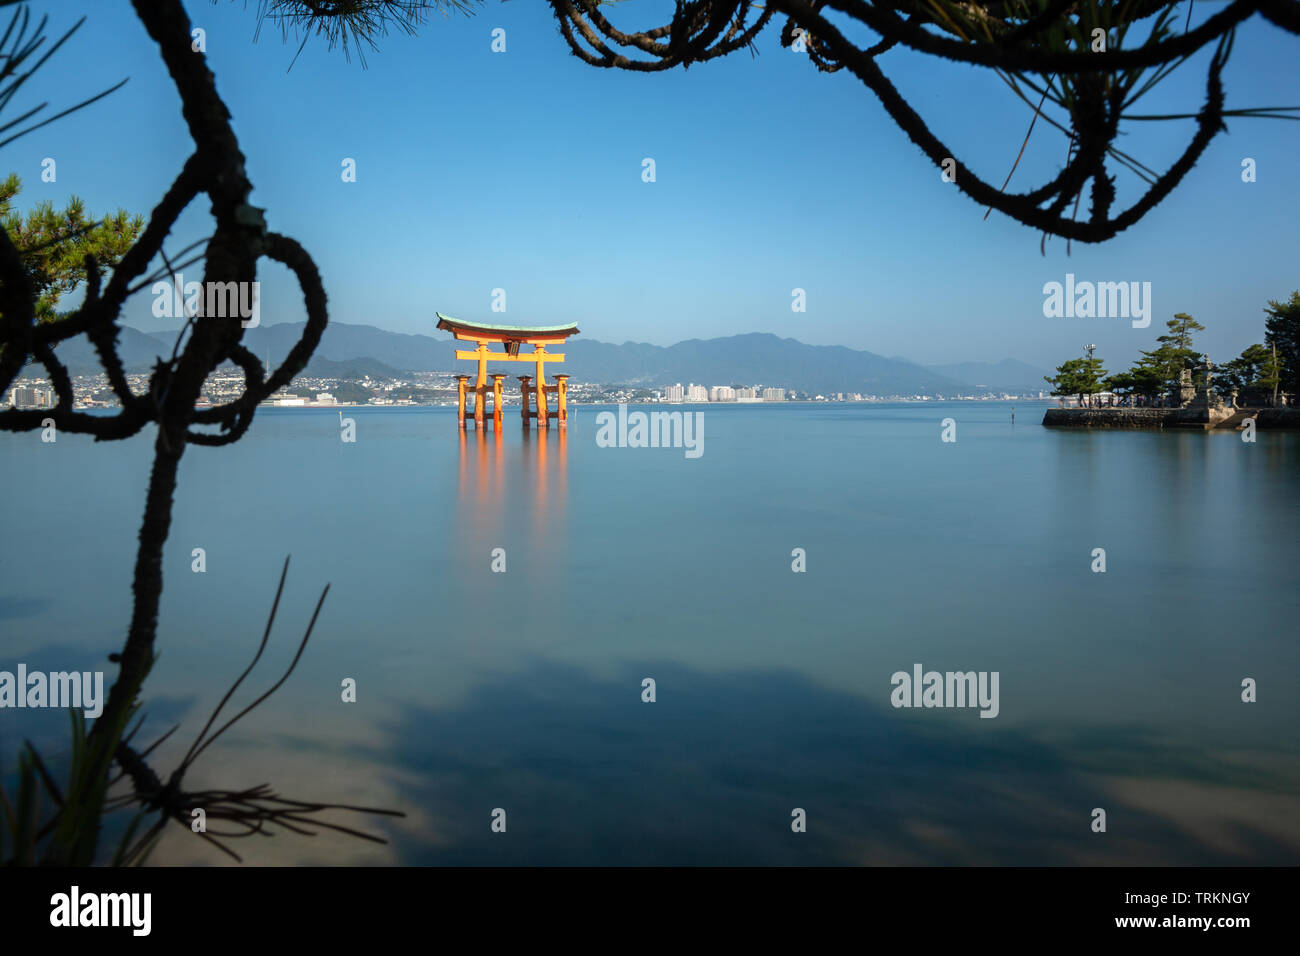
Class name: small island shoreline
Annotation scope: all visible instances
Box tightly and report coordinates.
[1042,407,1300,430]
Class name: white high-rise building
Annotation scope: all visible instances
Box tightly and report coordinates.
[709,385,736,402]
[663,383,685,403]
[686,384,709,402]
[762,387,786,402]
[8,385,54,409]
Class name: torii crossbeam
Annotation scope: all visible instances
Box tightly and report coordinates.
[436,313,580,430]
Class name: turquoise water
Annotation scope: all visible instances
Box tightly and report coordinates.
[2,401,1298,864]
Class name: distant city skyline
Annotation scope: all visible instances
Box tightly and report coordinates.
[34,318,1062,398]
[8,3,1297,371]
[48,316,1266,380]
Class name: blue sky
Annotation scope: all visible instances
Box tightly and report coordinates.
[7,0,1298,370]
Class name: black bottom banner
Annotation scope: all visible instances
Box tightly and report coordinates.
[0,866,1287,943]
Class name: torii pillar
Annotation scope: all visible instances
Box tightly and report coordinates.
[535,345,550,428]
[455,375,469,429]
[518,376,532,426]
[555,374,569,428]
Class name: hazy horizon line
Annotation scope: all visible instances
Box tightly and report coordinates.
[119,320,1047,371]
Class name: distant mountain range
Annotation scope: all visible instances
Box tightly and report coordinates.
[44,322,1049,395]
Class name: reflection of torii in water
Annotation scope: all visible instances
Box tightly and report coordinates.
[435,313,580,431]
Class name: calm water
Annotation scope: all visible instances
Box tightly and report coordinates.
[2,401,1298,865]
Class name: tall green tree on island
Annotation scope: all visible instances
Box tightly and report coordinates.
[1133,312,1205,398]
[1264,291,1300,401]
[1045,355,1108,407]
[1216,343,1282,400]
[1104,364,1164,404]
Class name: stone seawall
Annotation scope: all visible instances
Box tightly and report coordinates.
[1252,408,1300,429]
[1042,408,1175,428]
[1042,408,1300,429]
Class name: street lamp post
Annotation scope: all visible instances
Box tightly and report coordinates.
[1083,344,1096,406]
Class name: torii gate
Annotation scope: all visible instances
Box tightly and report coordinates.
[436,313,580,430]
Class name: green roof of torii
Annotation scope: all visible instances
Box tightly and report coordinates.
[435,313,580,337]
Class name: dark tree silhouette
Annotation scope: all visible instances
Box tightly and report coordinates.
[249,1,1299,242]
[541,0,1299,243]
[0,0,397,865]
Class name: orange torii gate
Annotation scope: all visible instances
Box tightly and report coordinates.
[436,313,580,430]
